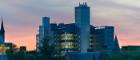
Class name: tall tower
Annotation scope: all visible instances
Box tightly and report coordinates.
[75,2,90,53]
[0,17,5,44]
[42,17,50,37]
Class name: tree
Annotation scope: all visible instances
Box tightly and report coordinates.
[40,35,55,60]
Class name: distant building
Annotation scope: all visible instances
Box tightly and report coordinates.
[36,34,40,52]
[36,2,120,60]
[122,46,140,51]
[36,25,43,53]
[0,18,5,44]
[19,46,26,53]
[89,26,120,53]
[1,43,16,54]
[36,17,51,53]
[0,18,17,60]
[57,23,79,56]
[0,43,16,60]
[36,23,79,56]
[42,17,50,37]
[75,2,90,53]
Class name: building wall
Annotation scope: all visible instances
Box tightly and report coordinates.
[0,43,15,60]
[42,17,50,37]
[75,3,90,53]
[36,34,40,52]
[57,23,79,56]
[0,35,4,44]
[36,25,44,53]
[89,26,115,53]
[37,17,50,53]
[0,55,8,60]
[59,33,78,56]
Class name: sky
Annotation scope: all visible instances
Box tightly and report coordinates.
[0,0,140,50]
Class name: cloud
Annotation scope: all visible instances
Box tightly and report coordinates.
[92,0,140,47]
[114,0,140,8]
[0,0,140,50]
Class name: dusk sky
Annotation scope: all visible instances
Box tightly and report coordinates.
[0,0,140,50]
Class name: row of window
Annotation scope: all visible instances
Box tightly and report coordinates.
[60,42,78,49]
[60,34,78,40]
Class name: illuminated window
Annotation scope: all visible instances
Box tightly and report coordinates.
[0,45,7,55]
[60,42,76,49]
[60,34,77,40]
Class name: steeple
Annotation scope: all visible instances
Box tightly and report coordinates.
[114,35,119,43]
[1,17,5,32]
[113,35,120,52]
[0,16,5,43]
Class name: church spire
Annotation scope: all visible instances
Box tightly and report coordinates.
[113,35,120,52]
[0,16,5,43]
[1,17,5,32]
